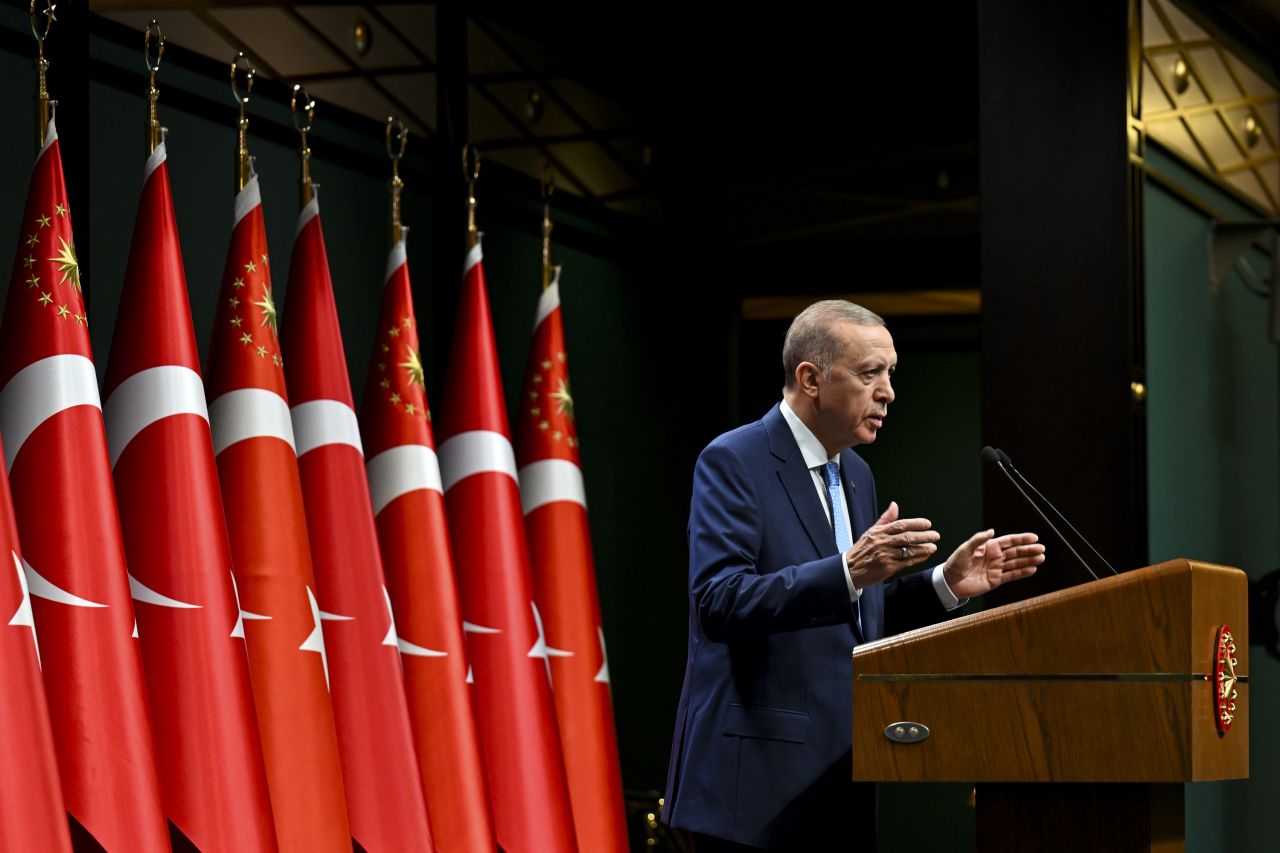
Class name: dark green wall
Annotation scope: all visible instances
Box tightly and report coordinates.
[1144,145,1280,852]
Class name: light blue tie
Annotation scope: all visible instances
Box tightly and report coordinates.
[822,461,862,634]
[822,462,852,553]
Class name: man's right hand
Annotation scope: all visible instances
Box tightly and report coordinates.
[844,501,940,589]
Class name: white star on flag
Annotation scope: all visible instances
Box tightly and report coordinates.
[382,586,445,657]
[300,586,351,689]
[8,551,39,666]
[229,572,270,639]
[527,600,572,684]
[462,620,501,684]
[594,626,611,684]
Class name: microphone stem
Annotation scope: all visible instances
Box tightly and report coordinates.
[994,461,1100,581]
[1007,464,1119,575]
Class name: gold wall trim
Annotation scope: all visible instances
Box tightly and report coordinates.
[742,290,981,321]
[1136,0,1280,216]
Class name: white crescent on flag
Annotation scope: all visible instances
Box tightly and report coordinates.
[291,399,363,458]
[129,574,201,609]
[0,354,101,470]
[438,430,519,492]
[209,388,297,456]
[23,556,106,609]
[104,365,209,469]
[518,458,587,514]
[367,444,443,514]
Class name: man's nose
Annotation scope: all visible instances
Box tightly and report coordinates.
[879,377,895,404]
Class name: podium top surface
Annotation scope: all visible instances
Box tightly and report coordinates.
[853,558,1248,678]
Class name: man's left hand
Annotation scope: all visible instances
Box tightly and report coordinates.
[942,530,1044,598]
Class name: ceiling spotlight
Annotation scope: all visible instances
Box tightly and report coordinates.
[524,89,544,125]
[1243,114,1261,149]
[1172,57,1190,94]
[352,18,372,56]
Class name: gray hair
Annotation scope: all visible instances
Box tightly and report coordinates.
[782,300,885,389]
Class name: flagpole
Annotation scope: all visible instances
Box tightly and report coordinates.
[463,142,481,250]
[144,21,164,154]
[231,52,255,191]
[387,115,407,246]
[292,84,316,206]
[541,164,556,291]
[30,0,54,153]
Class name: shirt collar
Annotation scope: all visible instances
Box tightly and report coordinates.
[779,399,837,470]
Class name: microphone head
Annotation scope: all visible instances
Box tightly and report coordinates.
[980,446,1001,465]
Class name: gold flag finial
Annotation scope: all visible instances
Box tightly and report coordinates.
[292,84,316,205]
[230,52,255,191]
[30,0,56,153]
[386,115,408,246]
[463,143,482,249]
[144,20,165,154]
[541,164,556,291]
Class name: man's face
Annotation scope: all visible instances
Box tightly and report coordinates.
[813,322,897,451]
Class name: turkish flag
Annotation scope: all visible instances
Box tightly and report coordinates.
[281,195,434,852]
[516,271,628,852]
[103,142,276,852]
[205,174,350,851]
[0,431,69,851]
[360,235,495,852]
[437,241,578,853]
[0,118,169,850]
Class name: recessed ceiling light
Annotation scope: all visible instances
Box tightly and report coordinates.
[353,18,372,56]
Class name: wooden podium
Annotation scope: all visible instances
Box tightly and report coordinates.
[852,559,1249,851]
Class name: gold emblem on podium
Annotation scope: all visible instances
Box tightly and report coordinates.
[1213,625,1238,733]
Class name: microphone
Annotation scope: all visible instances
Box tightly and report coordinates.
[981,446,1100,581]
[995,448,1118,576]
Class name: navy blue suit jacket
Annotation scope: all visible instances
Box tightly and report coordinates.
[662,404,947,849]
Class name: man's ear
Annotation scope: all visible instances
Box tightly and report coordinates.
[795,362,822,398]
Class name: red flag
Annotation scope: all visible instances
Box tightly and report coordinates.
[360,235,495,852]
[205,174,350,850]
[437,241,578,853]
[516,271,628,852]
[0,118,169,850]
[282,195,434,852]
[0,430,70,852]
[103,142,276,852]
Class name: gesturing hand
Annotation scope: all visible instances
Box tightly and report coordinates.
[941,529,1045,598]
[844,501,941,590]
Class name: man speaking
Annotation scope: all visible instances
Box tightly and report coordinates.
[661,300,1044,852]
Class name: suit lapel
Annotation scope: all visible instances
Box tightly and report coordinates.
[764,407,835,559]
